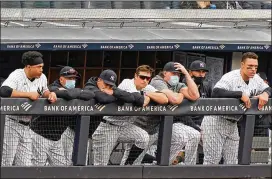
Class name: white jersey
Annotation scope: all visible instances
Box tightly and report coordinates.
[2,69,49,122]
[104,78,157,126]
[214,69,269,121]
[214,69,269,97]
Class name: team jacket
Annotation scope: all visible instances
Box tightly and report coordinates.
[30,80,94,141]
[84,77,145,106]
[49,80,95,100]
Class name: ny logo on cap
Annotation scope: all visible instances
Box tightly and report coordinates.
[69,68,76,73]
[200,62,205,68]
[110,75,115,81]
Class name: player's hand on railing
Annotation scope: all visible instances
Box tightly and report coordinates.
[254,92,269,110]
[27,92,40,101]
[143,96,150,107]
[48,92,57,103]
[241,93,251,108]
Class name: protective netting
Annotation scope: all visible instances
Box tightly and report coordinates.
[1,1,271,9]
[1,1,271,29]
[1,115,271,166]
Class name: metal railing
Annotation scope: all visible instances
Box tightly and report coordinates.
[0,98,271,178]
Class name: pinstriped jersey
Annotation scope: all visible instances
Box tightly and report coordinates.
[214,69,269,121]
[104,78,157,126]
[214,69,268,97]
[1,69,49,122]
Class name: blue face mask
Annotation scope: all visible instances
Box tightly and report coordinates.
[168,76,180,86]
[65,80,76,89]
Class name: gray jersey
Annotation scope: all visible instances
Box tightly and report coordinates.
[1,69,48,122]
[104,78,157,126]
[150,75,186,93]
[214,69,269,121]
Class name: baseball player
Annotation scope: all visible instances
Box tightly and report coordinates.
[30,66,94,166]
[185,60,212,125]
[201,52,272,165]
[124,62,200,165]
[0,51,57,166]
[84,69,150,165]
[91,66,168,165]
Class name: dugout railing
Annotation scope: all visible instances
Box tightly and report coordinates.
[0,98,271,179]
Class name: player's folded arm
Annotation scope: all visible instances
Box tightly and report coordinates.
[212,88,243,98]
[161,89,183,105]
[94,91,116,104]
[0,86,13,97]
[83,84,115,104]
[112,87,136,104]
[78,89,95,101]
[146,91,168,104]
[131,92,144,107]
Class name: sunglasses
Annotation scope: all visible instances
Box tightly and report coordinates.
[138,75,151,81]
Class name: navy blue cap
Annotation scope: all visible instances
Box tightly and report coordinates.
[99,70,117,86]
[189,60,209,72]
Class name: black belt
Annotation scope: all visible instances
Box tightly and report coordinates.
[226,119,237,123]
[18,120,30,126]
[101,119,116,126]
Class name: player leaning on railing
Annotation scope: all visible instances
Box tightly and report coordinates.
[0,51,57,166]
[74,69,146,165]
[91,65,168,166]
[30,66,94,166]
[201,52,272,165]
[122,62,200,165]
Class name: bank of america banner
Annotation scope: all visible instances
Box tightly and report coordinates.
[0,98,271,116]
[1,43,271,52]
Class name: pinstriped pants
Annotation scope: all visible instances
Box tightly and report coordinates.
[92,122,149,165]
[201,116,239,165]
[61,127,75,166]
[61,127,90,165]
[2,117,33,166]
[121,122,201,165]
[31,132,67,166]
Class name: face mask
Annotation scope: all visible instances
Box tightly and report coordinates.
[168,76,180,86]
[65,80,76,89]
[193,76,205,85]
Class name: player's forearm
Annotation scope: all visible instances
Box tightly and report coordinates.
[145,92,168,104]
[11,89,31,98]
[42,90,50,98]
[184,74,200,99]
[212,88,243,98]
[161,89,183,105]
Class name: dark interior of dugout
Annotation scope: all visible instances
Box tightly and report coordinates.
[0,51,229,85]
[1,50,271,88]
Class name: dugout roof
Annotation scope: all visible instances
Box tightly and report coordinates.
[1,8,271,48]
[1,28,271,44]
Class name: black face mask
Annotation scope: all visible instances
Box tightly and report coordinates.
[193,76,205,85]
